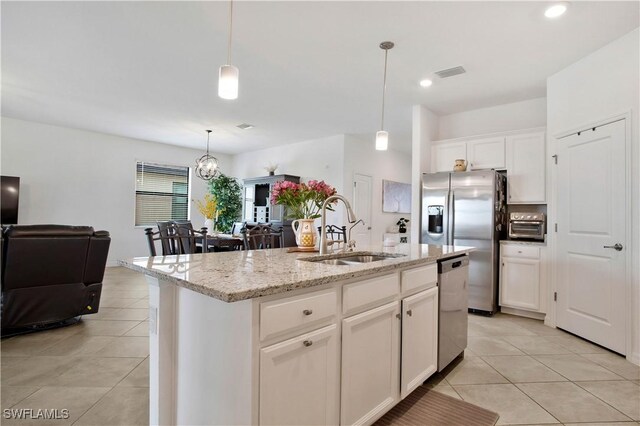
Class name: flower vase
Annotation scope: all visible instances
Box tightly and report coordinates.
[291,219,317,251]
[204,218,215,234]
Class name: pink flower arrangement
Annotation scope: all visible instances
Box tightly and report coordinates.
[271,180,337,219]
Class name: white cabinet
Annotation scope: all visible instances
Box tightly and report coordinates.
[341,301,400,426]
[431,142,467,172]
[260,324,340,426]
[499,242,547,315]
[467,137,505,170]
[400,286,438,399]
[506,131,546,204]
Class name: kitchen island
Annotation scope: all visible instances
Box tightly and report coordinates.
[120,243,472,426]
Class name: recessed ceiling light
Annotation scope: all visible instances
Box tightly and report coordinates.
[237,123,254,130]
[419,79,433,88]
[545,2,569,18]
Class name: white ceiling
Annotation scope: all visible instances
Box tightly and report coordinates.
[2,1,638,154]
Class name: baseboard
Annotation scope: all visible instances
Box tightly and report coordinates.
[500,306,545,321]
[106,261,120,268]
[628,351,640,367]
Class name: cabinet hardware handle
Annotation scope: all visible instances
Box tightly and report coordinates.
[603,243,623,251]
[396,313,401,319]
[407,309,413,317]
[303,340,313,347]
[303,309,313,315]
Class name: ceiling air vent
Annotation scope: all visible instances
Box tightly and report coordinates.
[434,66,466,79]
[236,123,254,130]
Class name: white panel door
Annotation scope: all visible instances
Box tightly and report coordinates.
[467,137,505,170]
[401,287,438,399]
[431,142,467,172]
[341,301,400,426]
[260,324,339,426]
[506,132,546,203]
[556,119,627,354]
[353,173,372,246]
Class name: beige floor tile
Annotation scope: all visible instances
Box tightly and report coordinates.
[502,335,573,355]
[1,386,39,408]
[123,322,149,337]
[82,308,148,321]
[467,336,525,356]
[443,356,509,385]
[38,335,115,357]
[2,356,78,387]
[99,336,150,358]
[535,354,624,381]
[483,355,567,383]
[517,382,632,423]
[581,353,640,381]
[98,297,140,308]
[53,357,143,387]
[126,299,150,309]
[431,383,462,400]
[117,358,149,387]
[468,319,537,337]
[564,423,638,426]
[0,327,81,357]
[74,386,149,426]
[504,317,567,336]
[577,381,640,420]
[72,319,141,336]
[453,383,558,425]
[3,386,110,425]
[544,334,609,354]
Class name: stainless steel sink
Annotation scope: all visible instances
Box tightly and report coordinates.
[300,251,405,266]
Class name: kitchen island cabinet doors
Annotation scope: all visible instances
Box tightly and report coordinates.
[401,286,439,399]
[341,301,401,426]
[505,131,546,204]
[260,324,340,426]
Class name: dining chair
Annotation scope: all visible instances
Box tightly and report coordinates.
[173,221,209,254]
[156,221,179,255]
[318,224,347,248]
[242,225,284,250]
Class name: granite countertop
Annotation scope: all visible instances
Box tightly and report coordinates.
[118,243,473,303]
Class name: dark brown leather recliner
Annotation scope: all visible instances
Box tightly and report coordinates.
[1,225,111,331]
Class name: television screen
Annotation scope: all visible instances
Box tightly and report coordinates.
[1,176,20,225]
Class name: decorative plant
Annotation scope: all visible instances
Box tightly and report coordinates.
[195,193,220,220]
[396,217,410,233]
[207,173,243,233]
[271,180,337,219]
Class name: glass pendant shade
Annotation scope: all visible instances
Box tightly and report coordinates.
[375,130,388,151]
[218,65,239,100]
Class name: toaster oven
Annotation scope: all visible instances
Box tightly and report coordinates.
[508,212,545,240]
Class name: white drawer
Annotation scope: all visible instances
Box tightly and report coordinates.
[343,273,399,317]
[260,288,337,342]
[401,263,437,295]
[502,244,540,259]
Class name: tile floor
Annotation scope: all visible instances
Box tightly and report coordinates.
[1,267,639,425]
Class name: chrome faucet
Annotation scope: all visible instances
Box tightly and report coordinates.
[319,195,358,255]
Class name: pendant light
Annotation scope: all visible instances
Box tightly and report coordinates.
[196,130,219,180]
[218,0,239,100]
[376,41,394,151]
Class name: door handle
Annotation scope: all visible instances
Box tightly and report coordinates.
[603,243,623,251]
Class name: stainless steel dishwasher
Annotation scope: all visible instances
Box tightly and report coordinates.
[438,255,469,371]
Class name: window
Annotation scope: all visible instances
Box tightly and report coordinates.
[135,162,190,226]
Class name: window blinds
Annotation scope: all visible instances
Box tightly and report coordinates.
[135,162,190,226]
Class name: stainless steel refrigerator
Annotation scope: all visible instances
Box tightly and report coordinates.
[421,170,506,314]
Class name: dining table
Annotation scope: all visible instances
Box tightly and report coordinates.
[197,233,244,252]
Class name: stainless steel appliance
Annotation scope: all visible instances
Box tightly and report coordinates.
[438,255,469,371]
[421,170,506,313]
[508,212,546,240]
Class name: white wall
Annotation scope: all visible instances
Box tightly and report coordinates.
[343,134,412,244]
[438,97,547,140]
[1,117,232,265]
[231,134,346,226]
[546,27,640,365]
[411,105,439,243]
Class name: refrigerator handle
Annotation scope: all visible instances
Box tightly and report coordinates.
[447,189,455,245]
